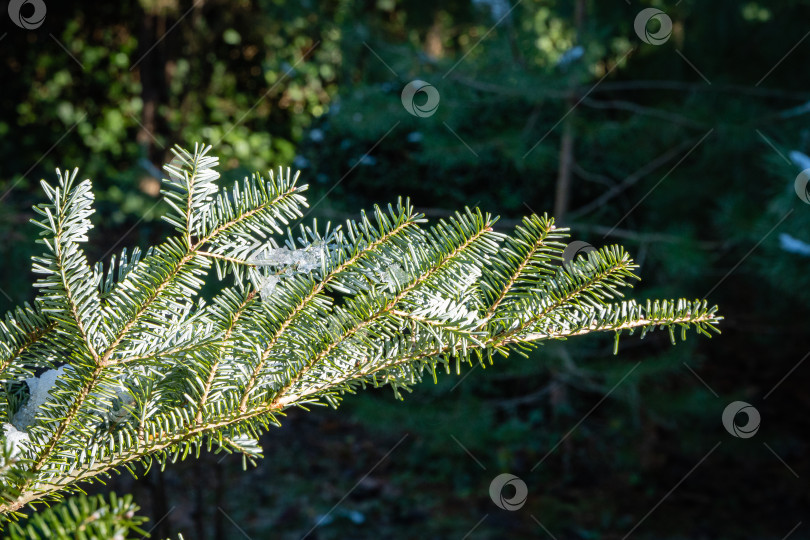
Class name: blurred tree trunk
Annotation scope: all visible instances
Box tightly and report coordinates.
[554,121,574,221]
[135,8,170,165]
[425,14,444,59]
[553,0,586,222]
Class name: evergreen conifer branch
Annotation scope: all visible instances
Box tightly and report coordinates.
[0,143,721,519]
[0,306,55,384]
[4,492,151,540]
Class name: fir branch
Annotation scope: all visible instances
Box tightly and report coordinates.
[488,245,639,348]
[30,169,107,357]
[4,492,148,539]
[480,214,566,324]
[195,290,256,423]
[237,204,423,411]
[0,143,722,518]
[21,156,305,492]
[260,209,497,405]
[0,305,55,382]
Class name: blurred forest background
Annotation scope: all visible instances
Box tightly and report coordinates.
[1,0,809,538]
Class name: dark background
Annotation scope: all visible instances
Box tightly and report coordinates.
[1,1,808,538]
